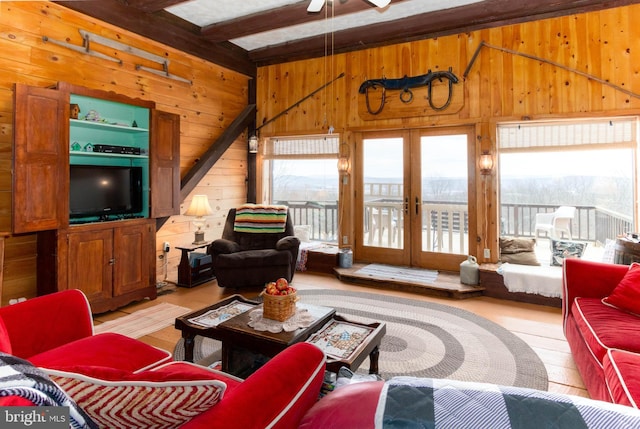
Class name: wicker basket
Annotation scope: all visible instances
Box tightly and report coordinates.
[262,291,298,321]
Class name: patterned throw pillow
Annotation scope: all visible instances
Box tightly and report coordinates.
[550,240,587,266]
[603,262,640,316]
[42,362,227,429]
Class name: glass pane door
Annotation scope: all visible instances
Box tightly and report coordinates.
[356,132,410,266]
[355,127,474,271]
[420,135,469,254]
[411,128,475,271]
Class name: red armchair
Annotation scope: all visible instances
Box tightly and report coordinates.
[0,290,326,428]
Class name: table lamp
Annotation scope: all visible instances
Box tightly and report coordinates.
[184,195,213,244]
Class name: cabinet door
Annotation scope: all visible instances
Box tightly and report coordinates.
[68,229,113,304]
[150,110,180,218]
[13,84,69,233]
[113,222,152,297]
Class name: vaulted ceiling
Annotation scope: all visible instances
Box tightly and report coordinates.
[56,0,640,78]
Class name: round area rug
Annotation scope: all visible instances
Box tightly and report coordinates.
[174,289,548,391]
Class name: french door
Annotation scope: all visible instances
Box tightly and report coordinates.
[354,127,476,271]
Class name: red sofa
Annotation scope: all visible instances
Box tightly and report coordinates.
[0,289,325,429]
[562,258,640,407]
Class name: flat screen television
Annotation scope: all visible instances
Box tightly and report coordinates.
[69,165,143,219]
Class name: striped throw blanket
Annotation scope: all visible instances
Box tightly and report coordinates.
[377,377,640,428]
[234,204,288,233]
[0,353,98,429]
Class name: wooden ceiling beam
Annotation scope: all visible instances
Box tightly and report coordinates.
[119,0,185,13]
[200,0,409,42]
[55,0,256,77]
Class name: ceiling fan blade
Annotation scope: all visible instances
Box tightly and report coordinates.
[368,0,391,7]
[307,0,325,12]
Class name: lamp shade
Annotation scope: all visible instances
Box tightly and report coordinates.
[184,195,213,217]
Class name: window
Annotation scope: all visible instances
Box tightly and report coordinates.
[262,135,340,242]
[497,117,636,252]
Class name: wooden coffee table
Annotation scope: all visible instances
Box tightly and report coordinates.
[216,302,335,376]
[175,296,386,378]
[174,294,259,363]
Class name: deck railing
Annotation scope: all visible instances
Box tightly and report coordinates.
[279,197,632,247]
[279,201,338,241]
[500,203,632,243]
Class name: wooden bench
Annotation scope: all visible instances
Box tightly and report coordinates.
[479,263,562,308]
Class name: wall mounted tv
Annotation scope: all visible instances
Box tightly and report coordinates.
[69,165,143,219]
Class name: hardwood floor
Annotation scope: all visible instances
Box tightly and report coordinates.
[94,271,588,399]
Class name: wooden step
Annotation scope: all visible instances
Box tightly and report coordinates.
[334,263,484,299]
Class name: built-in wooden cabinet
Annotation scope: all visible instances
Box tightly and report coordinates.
[13,85,69,233]
[14,82,179,312]
[150,110,181,218]
[38,218,155,314]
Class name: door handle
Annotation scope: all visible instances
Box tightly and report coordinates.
[404,197,409,215]
[415,197,420,215]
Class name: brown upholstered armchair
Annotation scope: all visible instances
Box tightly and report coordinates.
[211,208,300,288]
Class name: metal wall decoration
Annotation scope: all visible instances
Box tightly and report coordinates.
[358,67,459,115]
[43,30,192,84]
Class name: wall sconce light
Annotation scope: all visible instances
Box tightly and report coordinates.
[337,156,350,175]
[184,195,213,244]
[337,142,351,175]
[479,151,494,175]
[248,135,259,154]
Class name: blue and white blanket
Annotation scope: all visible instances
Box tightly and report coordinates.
[377,377,640,428]
[0,353,97,429]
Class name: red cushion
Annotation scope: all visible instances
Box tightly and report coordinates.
[603,263,640,315]
[572,297,640,364]
[0,290,94,358]
[0,317,12,354]
[43,362,233,429]
[299,381,385,428]
[28,333,171,372]
[184,342,325,429]
[604,349,640,407]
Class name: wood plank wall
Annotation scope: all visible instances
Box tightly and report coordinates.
[0,2,250,305]
[255,4,640,265]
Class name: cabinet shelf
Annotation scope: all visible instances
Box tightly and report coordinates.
[70,118,149,133]
[70,151,148,159]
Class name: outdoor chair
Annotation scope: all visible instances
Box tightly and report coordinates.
[534,206,576,240]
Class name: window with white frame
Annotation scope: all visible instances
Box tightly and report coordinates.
[497,117,636,248]
[262,135,340,242]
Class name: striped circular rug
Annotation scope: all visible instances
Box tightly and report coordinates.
[174,289,548,391]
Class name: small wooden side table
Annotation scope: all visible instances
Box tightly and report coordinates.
[176,241,215,287]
